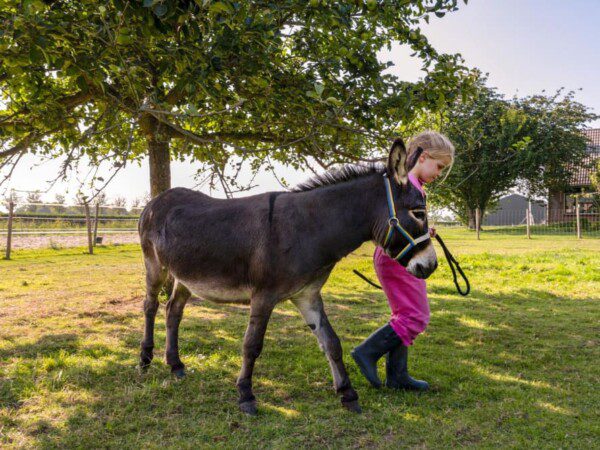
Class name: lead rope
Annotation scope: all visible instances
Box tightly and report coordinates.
[434,234,470,296]
[353,233,470,296]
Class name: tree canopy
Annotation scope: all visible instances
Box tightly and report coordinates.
[413,75,597,227]
[1,0,475,197]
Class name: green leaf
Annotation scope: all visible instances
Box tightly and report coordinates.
[325,97,343,107]
[116,29,133,45]
[209,2,232,15]
[314,83,324,97]
[153,4,168,17]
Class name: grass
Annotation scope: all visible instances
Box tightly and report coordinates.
[1,230,599,448]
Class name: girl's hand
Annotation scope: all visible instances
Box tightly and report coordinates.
[429,226,437,238]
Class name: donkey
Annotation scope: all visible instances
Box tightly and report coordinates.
[138,138,437,415]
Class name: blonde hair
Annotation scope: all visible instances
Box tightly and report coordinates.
[407,130,455,182]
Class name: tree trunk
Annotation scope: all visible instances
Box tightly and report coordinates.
[467,207,484,231]
[467,208,476,230]
[140,114,172,197]
[148,138,171,197]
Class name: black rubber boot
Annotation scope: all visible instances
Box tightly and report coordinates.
[385,344,429,391]
[351,323,402,388]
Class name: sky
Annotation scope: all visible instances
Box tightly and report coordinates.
[3,0,600,206]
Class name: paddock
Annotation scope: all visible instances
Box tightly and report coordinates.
[1,230,598,447]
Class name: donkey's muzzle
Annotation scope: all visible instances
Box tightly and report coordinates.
[406,243,438,279]
[408,259,438,279]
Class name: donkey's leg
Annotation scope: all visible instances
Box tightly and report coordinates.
[293,293,361,413]
[236,295,276,415]
[165,281,191,378]
[140,255,167,371]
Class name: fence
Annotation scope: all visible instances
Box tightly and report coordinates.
[3,197,598,258]
[431,202,600,239]
[1,201,142,258]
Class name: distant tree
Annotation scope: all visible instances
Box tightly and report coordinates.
[112,196,127,215]
[95,191,107,207]
[23,191,43,213]
[411,76,596,228]
[3,191,20,205]
[514,90,597,196]
[51,193,67,213]
[591,160,600,191]
[417,78,530,228]
[130,196,146,213]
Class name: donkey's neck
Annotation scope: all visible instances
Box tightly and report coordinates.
[296,173,386,264]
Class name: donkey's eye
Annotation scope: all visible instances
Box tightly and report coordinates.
[412,210,427,221]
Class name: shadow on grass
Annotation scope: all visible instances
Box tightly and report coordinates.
[1,285,598,447]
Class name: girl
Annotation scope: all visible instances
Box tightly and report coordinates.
[351,130,455,391]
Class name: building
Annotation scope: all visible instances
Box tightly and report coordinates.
[483,194,547,226]
[547,129,600,223]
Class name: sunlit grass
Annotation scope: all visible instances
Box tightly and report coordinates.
[1,231,599,448]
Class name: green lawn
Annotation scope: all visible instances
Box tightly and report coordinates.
[1,231,599,448]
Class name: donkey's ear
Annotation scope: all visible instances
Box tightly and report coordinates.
[387,137,408,185]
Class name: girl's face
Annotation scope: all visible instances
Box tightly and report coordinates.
[415,151,448,183]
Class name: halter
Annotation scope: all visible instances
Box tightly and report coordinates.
[382,173,431,261]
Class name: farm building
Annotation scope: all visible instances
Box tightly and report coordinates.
[547,129,600,223]
[483,194,547,226]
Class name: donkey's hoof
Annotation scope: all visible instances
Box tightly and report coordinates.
[239,400,258,416]
[138,362,151,374]
[342,399,362,414]
[171,368,186,379]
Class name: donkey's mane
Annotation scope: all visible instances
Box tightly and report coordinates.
[292,163,385,192]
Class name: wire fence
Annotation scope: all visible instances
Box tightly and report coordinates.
[430,197,600,239]
[2,195,599,259]
[1,201,143,258]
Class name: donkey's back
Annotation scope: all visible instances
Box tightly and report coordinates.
[139,187,279,298]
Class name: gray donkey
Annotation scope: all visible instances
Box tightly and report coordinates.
[138,138,437,415]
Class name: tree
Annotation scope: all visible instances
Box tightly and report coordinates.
[54,193,66,205]
[591,160,600,191]
[24,190,43,213]
[1,0,475,198]
[112,195,128,215]
[514,90,597,196]
[52,192,66,213]
[416,78,530,227]
[416,75,596,228]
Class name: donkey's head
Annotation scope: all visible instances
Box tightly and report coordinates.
[379,138,438,279]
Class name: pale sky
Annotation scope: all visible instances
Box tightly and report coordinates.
[4,0,600,206]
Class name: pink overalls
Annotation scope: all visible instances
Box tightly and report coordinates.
[373,173,429,346]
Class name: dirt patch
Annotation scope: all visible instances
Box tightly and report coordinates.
[0,232,139,250]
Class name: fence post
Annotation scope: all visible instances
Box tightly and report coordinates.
[475,207,480,240]
[526,200,532,239]
[84,201,94,254]
[576,195,582,239]
[5,201,14,260]
[93,202,100,246]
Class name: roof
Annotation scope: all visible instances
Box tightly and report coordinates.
[568,129,600,186]
[583,128,600,148]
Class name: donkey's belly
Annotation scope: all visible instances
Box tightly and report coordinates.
[179,278,252,304]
